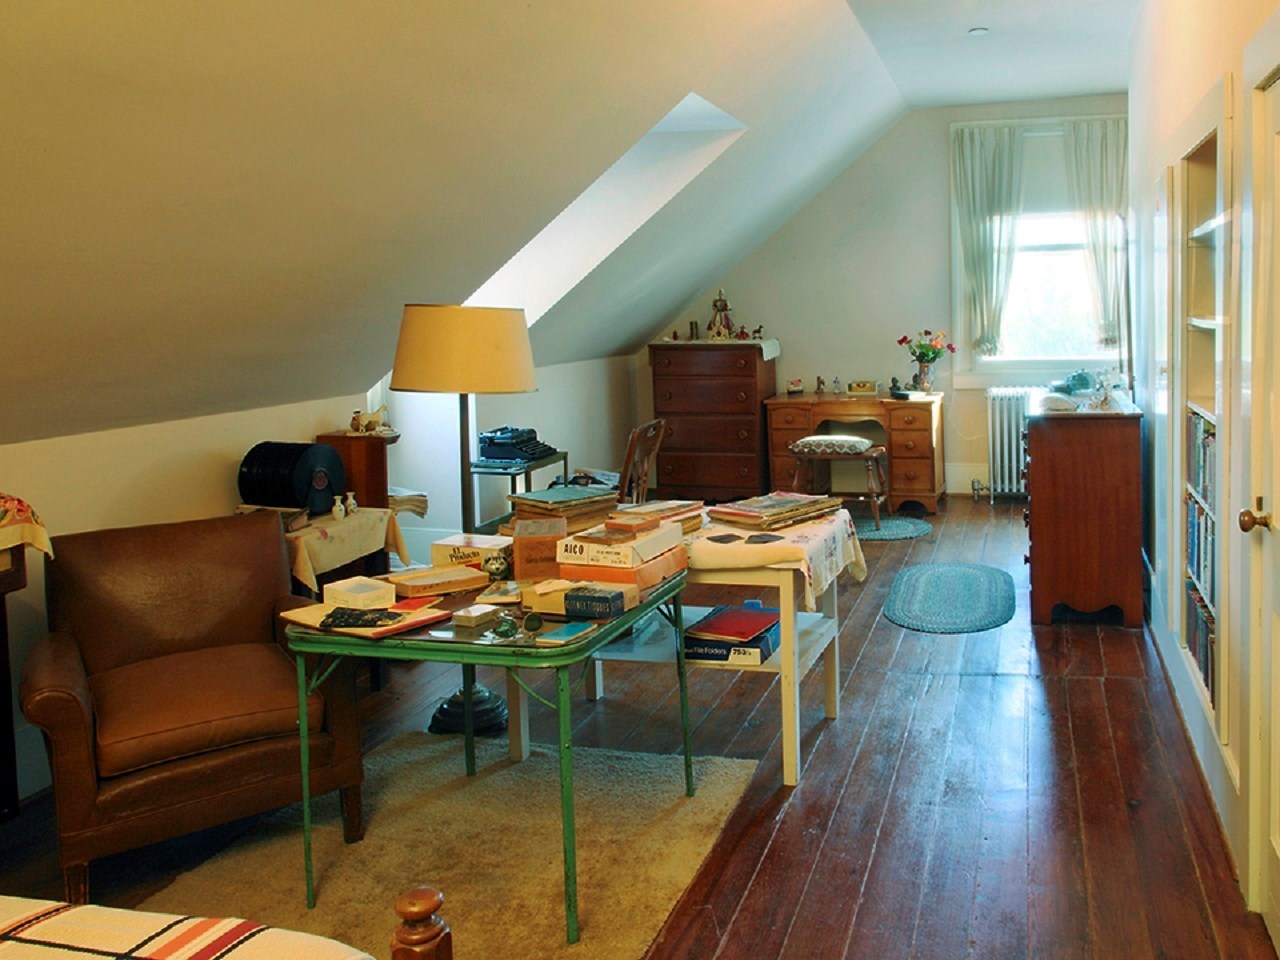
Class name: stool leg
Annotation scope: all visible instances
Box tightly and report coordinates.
[792,458,805,493]
[864,459,881,529]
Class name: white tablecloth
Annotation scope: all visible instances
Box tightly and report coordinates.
[285,508,410,591]
[685,508,865,610]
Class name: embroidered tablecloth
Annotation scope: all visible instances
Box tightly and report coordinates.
[685,508,865,610]
[0,494,52,558]
[285,507,410,592]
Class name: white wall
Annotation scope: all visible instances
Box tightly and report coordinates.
[671,93,1127,493]
[0,394,364,799]
[1128,0,1280,903]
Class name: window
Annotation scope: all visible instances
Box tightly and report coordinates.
[950,117,1128,383]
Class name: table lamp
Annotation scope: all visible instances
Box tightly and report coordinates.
[390,304,537,734]
[390,304,536,534]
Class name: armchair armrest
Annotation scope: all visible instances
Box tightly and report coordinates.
[19,632,99,824]
[274,594,317,648]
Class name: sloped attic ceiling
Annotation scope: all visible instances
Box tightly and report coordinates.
[0,1,904,445]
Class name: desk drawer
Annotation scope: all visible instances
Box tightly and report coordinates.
[770,427,811,455]
[771,455,829,493]
[890,430,933,460]
[891,458,933,492]
[650,347,758,378]
[654,378,761,415]
[658,452,761,488]
[769,406,810,431]
[663,415,760,453]
[889,407,932,430]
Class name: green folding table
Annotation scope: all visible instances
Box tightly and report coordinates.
[286,570,691,943]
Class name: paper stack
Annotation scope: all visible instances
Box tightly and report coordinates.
[504,486,620,534]
[706,491,842,530]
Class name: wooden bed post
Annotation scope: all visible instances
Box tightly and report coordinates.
[392,886,452,960]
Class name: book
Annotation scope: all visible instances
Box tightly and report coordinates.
[604,513,660,534]
[382,565,491,597]
[685,604,780,643]
[507,486,619,512]
[706,491,842,530]
[555,521,682,568]
[280,602,453,639]
[573,526,636,545]
[534,621,598,647]
[559,544,688,590]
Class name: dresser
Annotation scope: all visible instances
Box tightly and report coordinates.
[765,393,945,512]
[1025,401,1143,626]
[649,340,777,502]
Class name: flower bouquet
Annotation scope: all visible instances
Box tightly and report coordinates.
[897,329,955,393]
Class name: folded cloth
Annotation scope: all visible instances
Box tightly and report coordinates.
[0,493,52,557]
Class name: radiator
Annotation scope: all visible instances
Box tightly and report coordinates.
[986,387,1039,500]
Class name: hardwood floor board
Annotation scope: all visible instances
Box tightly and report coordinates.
[1032,624,1071,677]
[997,617,1037,677]
[960,627,1001,675]
[907,673,994,959]
[837,673,962,960]
[967,673,1030,959]
[1104,676,1220,958]
[714,667,909,960]
[1067,676,1157,960]
[1098,624,1146,678]
[1062,623,1105,677]
[690,671,778,758]
[1027,676,1090,960]
[622,665,742,757]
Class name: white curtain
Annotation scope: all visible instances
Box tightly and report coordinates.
[952,125,1024,356]
[1062,117,1128,347]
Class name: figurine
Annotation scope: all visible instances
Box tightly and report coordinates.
[752,325,765,339]
[734,326,751,340]
[344,491,358,514]
[707,289,734,340]
[889,376,908,399]
[786,378,803,395]
[689,320,699,341]
[815,376,826,394]
[671,329,680,340]
[349,410,363,432]
[352,403,390,433]
[832,377,842,394]
[331,495,346,521]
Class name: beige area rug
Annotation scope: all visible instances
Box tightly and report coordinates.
[139,732,756,959]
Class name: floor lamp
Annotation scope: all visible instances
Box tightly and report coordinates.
[390,304,537,734]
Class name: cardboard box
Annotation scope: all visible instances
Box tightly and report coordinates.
[513,517,567,581]
[522,581,640,617]
[555,521,682,568]
[322,576,396,610]
[558,545,688,591]
[430,533,514,581]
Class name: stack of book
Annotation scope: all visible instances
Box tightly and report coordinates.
[683,603,780,666]
[501,486,619,535]
[555,519,688,589]
[609,499,705,534]
[706,491,842,530]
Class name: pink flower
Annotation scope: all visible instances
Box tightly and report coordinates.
[897,336,910,345]
[947,344,957,353]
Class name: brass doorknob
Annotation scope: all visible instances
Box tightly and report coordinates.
[1239,506,1273,533]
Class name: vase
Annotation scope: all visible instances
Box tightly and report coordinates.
[916,361,934,394]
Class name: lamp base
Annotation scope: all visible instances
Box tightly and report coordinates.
[427,683,509,736]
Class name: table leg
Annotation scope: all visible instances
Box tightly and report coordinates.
[506,668,529,762]
[584,658,604,701]
[296,653,315,909]
[778,575,801,787]
[556,666,579,943]
[673,594,693,797]
[462,664,476,777]
[821,579,840,720]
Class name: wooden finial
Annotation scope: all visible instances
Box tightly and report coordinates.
[392,885,452,960]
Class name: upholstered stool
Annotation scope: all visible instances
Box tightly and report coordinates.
[788,434,888,529]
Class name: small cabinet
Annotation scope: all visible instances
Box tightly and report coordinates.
[649,342,777,502]
[1025,405,1143,627]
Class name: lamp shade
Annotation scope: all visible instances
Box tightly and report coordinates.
[390,304,537,394]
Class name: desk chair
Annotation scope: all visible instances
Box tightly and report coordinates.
[569,418,666,504]
[788,434,888,529]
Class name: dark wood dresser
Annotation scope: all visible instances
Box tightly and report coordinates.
[1025,400,1143,627]
[649,340,777,502]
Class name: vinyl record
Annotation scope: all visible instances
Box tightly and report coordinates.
[238,442,346,515]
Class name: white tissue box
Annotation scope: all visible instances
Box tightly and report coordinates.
[323,576,396,610]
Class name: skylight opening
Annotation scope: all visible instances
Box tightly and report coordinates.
[465,93,747,325]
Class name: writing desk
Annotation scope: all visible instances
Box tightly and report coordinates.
[286,571,691,944]
[766,393,945,512]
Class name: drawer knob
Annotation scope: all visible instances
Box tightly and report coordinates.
[663,391,672,401]
[739,467,749,477]
[665,427,674,438]
[736,391,747,403]
[785,415,795,424]
[735,358,746,368]
[905,471,917,480]
[904,440,916,451]
[662,465,672,475]
[738,430,748,440]
[903,415,916,424]
[661,358,671,367]
[1022,508,1030,527]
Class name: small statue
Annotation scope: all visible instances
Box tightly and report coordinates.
[786,378,803,395]
[734,326,751,340]
[707,289,734,340]
[889,376,908,399]
[815,376,826,394]
[832,377,842,394]
[752,325,764,339]
[350,410,363,432]
[671,329,680,340]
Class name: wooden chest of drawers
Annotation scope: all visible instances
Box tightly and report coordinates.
[1025,407,1143,626]
[649,342,776,502]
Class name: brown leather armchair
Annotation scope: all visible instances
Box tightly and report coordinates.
[20,511,364,903]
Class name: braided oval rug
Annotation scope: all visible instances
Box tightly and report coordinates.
[883,562,1016,633]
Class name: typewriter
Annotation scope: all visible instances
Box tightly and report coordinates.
[478,425,558,462]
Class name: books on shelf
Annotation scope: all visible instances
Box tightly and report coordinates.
[280,602,453,639]
[685,604,780,642]
[555,521,682,568]
[706,491,842,530]
[683,603,780,666]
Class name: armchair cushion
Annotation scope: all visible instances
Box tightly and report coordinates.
[788,434,874,456]
[90,643,323,778]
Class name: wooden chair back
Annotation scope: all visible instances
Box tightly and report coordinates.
[617,418,665,503]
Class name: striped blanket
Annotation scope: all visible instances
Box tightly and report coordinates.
[0,897,371,959]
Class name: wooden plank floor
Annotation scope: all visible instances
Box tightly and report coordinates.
[0,498,1275,959]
